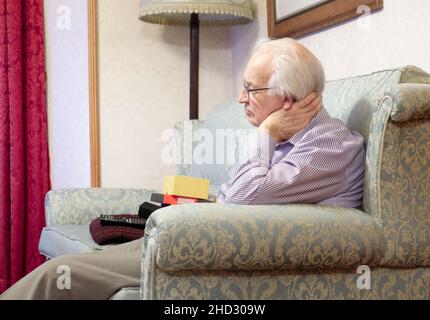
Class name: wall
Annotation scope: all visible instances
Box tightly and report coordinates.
[230,0,268,97]
[98,0,233,190]
[231,0,430,94]
[44,0,91,189]
[45,0,234,190]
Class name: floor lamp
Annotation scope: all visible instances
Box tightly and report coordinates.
[139,0,254,120]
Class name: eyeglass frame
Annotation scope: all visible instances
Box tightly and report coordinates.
[242,82,278,100]
[242,83,298,103]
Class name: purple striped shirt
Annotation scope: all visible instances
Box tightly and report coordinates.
[217,108,365,208]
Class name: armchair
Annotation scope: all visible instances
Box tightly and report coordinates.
[40,65,430,299]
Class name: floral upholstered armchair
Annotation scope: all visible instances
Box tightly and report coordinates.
[40,66,430,299]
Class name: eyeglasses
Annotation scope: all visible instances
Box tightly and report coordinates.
[242,83,277,100]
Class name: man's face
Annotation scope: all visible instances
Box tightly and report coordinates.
[238,52,284,127]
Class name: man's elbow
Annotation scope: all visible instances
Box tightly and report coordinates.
[222,191,256,205]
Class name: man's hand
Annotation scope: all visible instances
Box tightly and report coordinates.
[259,92,322,142]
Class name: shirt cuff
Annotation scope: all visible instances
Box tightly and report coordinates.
[245,130,276,164]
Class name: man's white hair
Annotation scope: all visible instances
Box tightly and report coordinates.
[253,38,325,100]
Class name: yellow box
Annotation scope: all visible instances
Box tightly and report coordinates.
[162,176,210,200]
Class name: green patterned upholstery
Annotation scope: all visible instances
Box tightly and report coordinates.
[175,104,253,191]
[142,267,430,300]
[378,114,430,267]
[388,84,430,122]
[143,204,382,271]
[174,120,205,178]
[45,188,157,225]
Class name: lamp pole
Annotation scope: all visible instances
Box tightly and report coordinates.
[189,13,199,120]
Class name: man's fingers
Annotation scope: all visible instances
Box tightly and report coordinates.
[297,92,317,109]
[303,95,322,114]
[311,95,322,111]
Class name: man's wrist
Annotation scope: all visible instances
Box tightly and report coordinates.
[252,129,276,163]
[259,124,282,142]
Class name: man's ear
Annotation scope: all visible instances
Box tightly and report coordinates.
[282,95,295,111]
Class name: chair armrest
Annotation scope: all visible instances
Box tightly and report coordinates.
[388,83,430,122]
[45,188,157,226]
[143,203,382,272]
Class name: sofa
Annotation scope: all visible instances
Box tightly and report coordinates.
[39,65,430,299]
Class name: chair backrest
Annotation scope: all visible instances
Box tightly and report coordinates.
[174,65,430,199]
[323,65,430,143]
[174,101,253,194]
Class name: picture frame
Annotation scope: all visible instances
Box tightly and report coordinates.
[267,0,384,39]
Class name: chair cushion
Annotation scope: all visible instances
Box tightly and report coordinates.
[39,225,115,258]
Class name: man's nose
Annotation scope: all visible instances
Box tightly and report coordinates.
[238,89,248,104]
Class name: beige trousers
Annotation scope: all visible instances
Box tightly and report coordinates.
[0,239,142,300]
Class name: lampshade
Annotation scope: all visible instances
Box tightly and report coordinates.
[139,0,254,26]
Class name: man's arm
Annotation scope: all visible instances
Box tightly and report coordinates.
[218,130,354,205]
[219,93,364,204]
[218,93,323,204]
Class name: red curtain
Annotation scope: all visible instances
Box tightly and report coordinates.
[0,0,50,293]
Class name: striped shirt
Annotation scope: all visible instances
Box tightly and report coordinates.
[217,108,365,208]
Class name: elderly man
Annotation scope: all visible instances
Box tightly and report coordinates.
[218,38,364,208]
[0,38,363,300]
